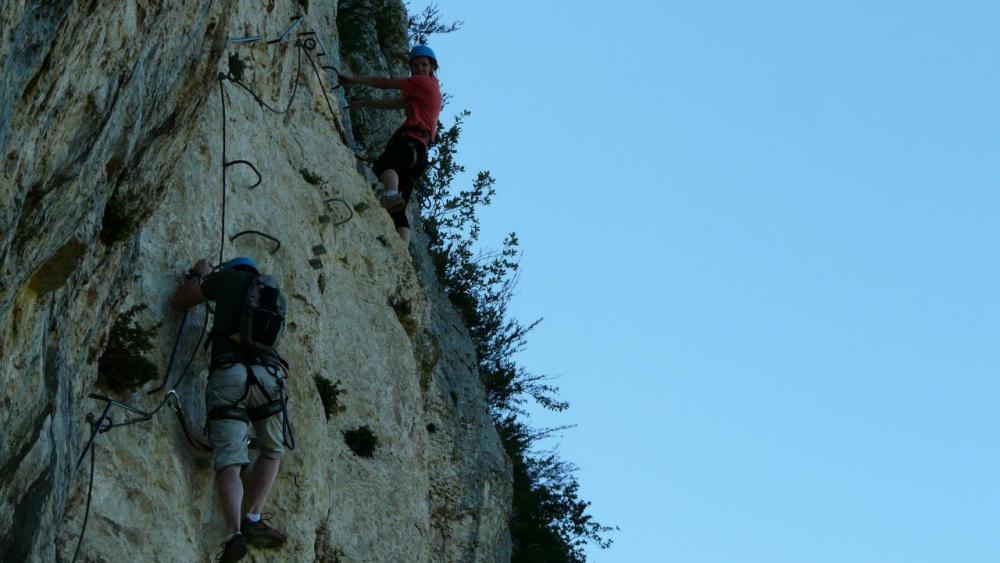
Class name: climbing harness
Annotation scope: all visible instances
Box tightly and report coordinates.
[395,124,433,144]
[206,357,296,451]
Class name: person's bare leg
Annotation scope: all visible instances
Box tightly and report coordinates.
[244,456,281,515]
[396,227,410,242]
[216,465,244,536]
[379,169,400,195]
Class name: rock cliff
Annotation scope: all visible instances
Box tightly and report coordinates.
[0,1,512,561]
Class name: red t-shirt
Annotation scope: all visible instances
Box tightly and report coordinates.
[398,75,441,148]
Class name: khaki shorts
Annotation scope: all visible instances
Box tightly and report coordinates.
[206,363,287,470]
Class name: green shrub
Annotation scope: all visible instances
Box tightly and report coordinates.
[417,111,614,560]
[98,305,159,393]
[299,167,323,186]
[343,425,378,458]
[100,197,135,245]
[313,375,346,420]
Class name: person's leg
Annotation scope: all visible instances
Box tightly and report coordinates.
[216,465,244,537]
[389,142,425,242]
[389,147,422,241]
[389,204,410,241]
[239,365,289,548]
[206,365,252,539]
[244,456,281,515]
[379,169,400,196]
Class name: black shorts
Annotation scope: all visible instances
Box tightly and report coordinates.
[372,135,429,229]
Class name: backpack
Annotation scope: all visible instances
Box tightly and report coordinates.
[234,274,286,353]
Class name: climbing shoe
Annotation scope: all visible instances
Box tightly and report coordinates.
[241,515,287,548]
[216,534,247,562]
[380,192,405,212]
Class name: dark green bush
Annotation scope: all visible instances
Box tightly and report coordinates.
[313,375,346,421]
[98,305,159,393]
[99,197,135,245]
[343,425,378,458]
[417,112,614,560]
[299,167,323,186]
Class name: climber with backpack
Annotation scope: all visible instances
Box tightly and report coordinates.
[170,256,291,563]
[343,44,443,243]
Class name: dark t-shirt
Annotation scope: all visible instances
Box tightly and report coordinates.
[200,269,254,361]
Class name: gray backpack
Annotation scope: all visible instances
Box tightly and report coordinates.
[237,274,286,353]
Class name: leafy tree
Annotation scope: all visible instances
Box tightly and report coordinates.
[415,110,615,560]
[407,3,463,45]
[98,305,159,393]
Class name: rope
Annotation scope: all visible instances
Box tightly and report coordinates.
[224,43,303,116]
[321,65,345,90]
[148,309,189,394]
[70,414,101,563]
[301,44,362,156]
[69,303,208,560]
[219,77,229,266]
[266,15,303,45]
[165,391,212,451]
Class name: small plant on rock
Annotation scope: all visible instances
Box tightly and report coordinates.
[313,375,346,421]
[98,305,159,393]
[99,197,135,245]
[343,425,379,458]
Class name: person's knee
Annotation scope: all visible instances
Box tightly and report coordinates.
[215,463,243,479]
[390,206,410,229]
[255,414,286,460]
[257,453,282,464]
[258,444,285,460]
[209,419,251,471]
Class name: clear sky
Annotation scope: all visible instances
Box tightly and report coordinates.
[414,1,1000,561]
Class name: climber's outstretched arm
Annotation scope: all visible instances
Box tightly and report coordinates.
[170,258,211,312]
[342,75,407,90]
[350,97,407,110]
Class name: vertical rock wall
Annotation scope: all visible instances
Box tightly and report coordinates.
[0,1,511,561]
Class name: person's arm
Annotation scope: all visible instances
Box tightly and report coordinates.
[341,75,408,90]
[350,97,407,110]
[170,258,212,312]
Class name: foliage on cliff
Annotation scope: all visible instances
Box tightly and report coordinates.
[98,305,160,393]
[417,90,614,563]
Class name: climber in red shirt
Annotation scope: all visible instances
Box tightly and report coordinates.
[343,45,442,243]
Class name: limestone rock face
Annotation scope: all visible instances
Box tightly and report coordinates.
[0,2,511,561]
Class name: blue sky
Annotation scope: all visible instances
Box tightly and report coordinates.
[414,1,1000,561]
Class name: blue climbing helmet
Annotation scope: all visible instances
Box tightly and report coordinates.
[408,44,438,67]
[221,256,259,273]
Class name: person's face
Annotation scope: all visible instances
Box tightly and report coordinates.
[410,56,434,76]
